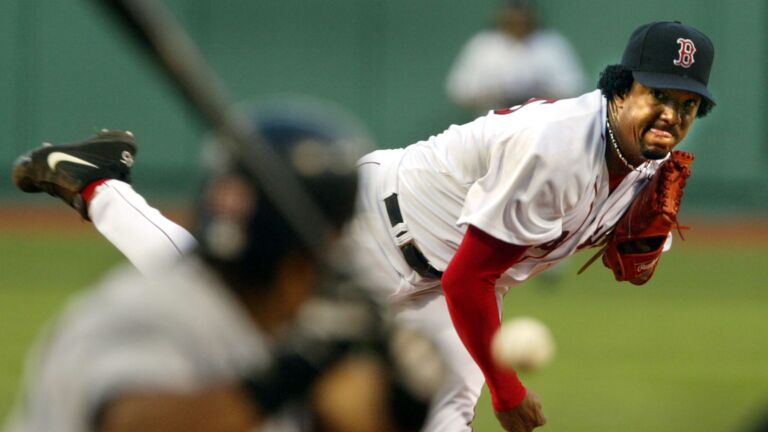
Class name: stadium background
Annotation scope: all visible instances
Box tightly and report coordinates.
[0,0,766,431]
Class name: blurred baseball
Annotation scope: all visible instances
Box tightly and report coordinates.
[491,317,555,373]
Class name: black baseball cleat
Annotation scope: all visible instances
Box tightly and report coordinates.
[12,129,138,220]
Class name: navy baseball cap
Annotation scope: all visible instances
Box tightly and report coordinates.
[621,21,715,104]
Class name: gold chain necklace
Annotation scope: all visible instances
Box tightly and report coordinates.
[606,119,641,171]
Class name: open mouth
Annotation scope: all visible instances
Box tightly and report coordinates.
[643,126,676,146]
[648,128,673,139]
[647,127,673,139]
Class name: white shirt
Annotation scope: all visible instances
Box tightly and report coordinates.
[446,29,586,113]
[396,90,662,292]
[4,259,302,432]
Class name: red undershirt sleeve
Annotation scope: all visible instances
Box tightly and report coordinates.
[441,224,530,411]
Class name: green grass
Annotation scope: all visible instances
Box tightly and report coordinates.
[1,230,766,431]
[474,244,768,431]
[0,231,124,416]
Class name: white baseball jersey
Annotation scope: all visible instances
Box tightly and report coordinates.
[4,259,304,432]
[353,90,663,302]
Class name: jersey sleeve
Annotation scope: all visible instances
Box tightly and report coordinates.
[458,124,577,246]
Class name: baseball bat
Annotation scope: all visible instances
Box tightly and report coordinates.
[89,0,333,258]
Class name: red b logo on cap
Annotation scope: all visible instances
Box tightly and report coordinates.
[673,38,696,68]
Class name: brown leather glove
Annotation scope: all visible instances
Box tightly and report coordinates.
[602,151,694,284]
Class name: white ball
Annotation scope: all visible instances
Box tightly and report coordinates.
[491,317,555,373]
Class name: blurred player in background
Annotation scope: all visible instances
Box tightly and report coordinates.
[10,21,717,432]
[446,0,586,115]
[5,100,442,432]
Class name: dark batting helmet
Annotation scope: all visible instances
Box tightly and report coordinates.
[195,97,373,288]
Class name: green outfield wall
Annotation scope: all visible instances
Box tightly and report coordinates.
[0,0,765,214]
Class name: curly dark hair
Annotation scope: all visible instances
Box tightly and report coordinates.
[597,64,713,118]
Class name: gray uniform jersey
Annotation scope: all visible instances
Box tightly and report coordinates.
[4,258,302,432]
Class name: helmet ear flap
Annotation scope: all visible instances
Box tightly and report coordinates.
[199,174,258,261]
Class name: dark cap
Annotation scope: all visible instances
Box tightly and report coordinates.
[621,21,715,104]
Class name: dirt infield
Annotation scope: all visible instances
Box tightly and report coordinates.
[0,205,193,233]
[0,205,765,246]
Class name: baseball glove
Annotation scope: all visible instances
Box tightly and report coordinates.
[580,150,694,285]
